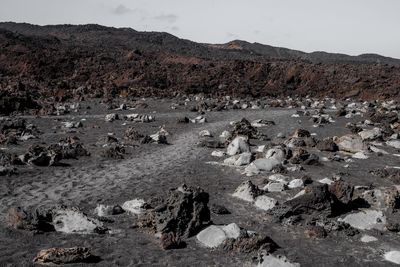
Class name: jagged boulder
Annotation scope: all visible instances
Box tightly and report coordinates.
[139,184,210,241]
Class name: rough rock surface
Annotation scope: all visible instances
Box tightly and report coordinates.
[33,247,99,264]
[139,184,210,239]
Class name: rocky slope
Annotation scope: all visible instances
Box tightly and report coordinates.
[0,22,399,110]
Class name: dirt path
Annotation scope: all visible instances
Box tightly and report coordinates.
[1,109,293,219]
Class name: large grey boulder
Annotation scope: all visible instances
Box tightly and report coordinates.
[336,134,365,153]
[358,128,382,140]
[196,223,241,248]
[232,180,262,202]
[226,136,250,156]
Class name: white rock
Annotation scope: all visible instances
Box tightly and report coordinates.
[339,209,386,230]
[121,199,146,214]
[264,182,286,192]
[384,251,400,265]
[196,225,226,248]
[105,113,118,122]
[268,174,289,184]
[256,145,266,153]
[287,166,303,172]
[219,130,232,142]
[336,134,365,153]
[257,254,300,267]
[387,140,400,149]
[94,204,114,217]
[211,151,225,157]
[227,136,250,156]
[360,235,378,243]
[196,223,241,248]
[226,152,252,166]
[288,179,304,189]
[52,209,102,234]
[232,181,260,202]
[291,189,306,200]
[221,223,241,239]
[358,128,382,140]
[352,151,369,159]
[255,196,278,211]
[250,158,281,172]
[370,146,389,155]
[19,134,36,141]
[265,147,286,162]
[318,178,334,185]
[243,163,261,176]
[191,116,206,124]
[390,133,400,140]
[224,155,240,165]
[199,130,212,137]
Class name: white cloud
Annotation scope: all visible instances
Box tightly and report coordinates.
[113,4,132,15]
[153,14,178,24]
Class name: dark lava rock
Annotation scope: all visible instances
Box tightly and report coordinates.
[139,184,210,240]
[0,150,20,166]
[222,231,278,254]
[367,111,398,125]
[0,166,17,176]
[231,118,261,140]
[292,128,311,138]
[316,139,338,152]
[0,118,26,133]
[210,204,231,215]
[7,206,55,232]
[160,232,186,250]
[0,91,40,115]
[346,123,363,134]
[336,108,347,117]
[177,117,190,123]
[329,180,354,205]
[197,138,225,148]
[33,247,100,264]
[269,184,337,220]
[48,138,90,160]
[124,127,144,141]
[370,168,400,184]
[97,135,118,145]
[22,145,61,166]
[304,137,317,147]
[289,148,311,164]
[386,222,400,233]
[100,144,125,159]
[304,226,327,239]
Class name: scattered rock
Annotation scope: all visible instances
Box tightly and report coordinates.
[226,136,250,156]
[336,134,365,153]
[384,251,400,265]
[196,223,241,248]
[360,235,378,243]
[95,204,124,217]
[255,196,278,211]
[358,128,382,140]
[33,247,99,265]
[210,204,231,215]
[232,181,262,202]
[105,113,119,122]
[139,184,210,239]
[338,210,386,231]
[121,199,146,215]
[100,144,125,159]
[257,254,300,267]
[316,139,338,152]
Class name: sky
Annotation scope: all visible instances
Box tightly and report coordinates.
[1,0,399,58]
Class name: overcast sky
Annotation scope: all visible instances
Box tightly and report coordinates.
[1,0,399,58]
